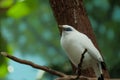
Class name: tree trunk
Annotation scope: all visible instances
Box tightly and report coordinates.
[49,0,110,78]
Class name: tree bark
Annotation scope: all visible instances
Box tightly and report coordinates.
[49,0,110,78]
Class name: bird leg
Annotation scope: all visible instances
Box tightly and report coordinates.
[75,49,87,80]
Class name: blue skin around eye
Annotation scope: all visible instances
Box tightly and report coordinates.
[64,28,72,31]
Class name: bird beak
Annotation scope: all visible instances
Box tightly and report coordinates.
[59,25,63,29]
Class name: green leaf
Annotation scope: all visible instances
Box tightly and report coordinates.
[0,64,8,78]
[7,2,30,19]
[0,0,14,8]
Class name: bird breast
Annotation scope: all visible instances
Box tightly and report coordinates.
[61,34,95,69]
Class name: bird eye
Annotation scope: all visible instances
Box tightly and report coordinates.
[64,28,72,31]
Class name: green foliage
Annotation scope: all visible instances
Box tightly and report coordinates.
[0,64,8,78]
[7,2,30,19]
[0,34,8,78]
[0,0,13,8]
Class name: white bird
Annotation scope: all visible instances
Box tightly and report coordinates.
[60,25,105,80]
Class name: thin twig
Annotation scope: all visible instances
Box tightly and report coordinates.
[0,52,66,77]
[76,49,87,79]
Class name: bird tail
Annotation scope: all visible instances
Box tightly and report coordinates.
[98,62,104,80]
[98,74,104,80]
[93,63,104,80]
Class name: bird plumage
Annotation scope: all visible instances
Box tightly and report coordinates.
[60,25,105,80]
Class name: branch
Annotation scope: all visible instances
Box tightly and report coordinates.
[0,52,119,80]
[56,76,90,80]
[0,52,88,80]
[0,52,66,77]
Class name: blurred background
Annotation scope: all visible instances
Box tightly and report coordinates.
[0,0,120,80]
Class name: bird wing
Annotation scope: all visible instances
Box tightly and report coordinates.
[78,33,103,62]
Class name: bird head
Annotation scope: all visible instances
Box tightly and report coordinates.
[59,25,76,32]
[59,25,77,36]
